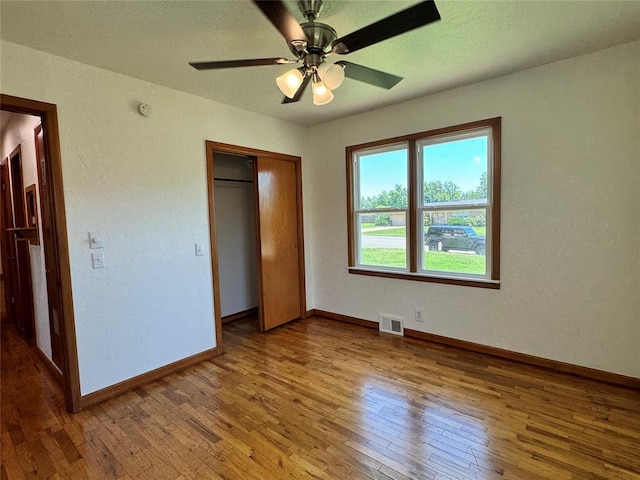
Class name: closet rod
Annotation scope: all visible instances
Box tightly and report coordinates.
[214,177,253,184]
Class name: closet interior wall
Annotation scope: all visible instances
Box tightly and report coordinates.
[213,153,258,320]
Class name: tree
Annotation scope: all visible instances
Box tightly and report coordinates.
[443,181,462,201]
[385,184,407,208]
[361,184,407,209]
[424,180,461,203]
[363,172,486,209]
[476,171,487,199]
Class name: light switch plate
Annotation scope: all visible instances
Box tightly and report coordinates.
[92,252,105,269]
[89,231,103,249]
[195,243,204,256]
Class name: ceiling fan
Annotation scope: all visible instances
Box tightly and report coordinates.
[189,0,441,106]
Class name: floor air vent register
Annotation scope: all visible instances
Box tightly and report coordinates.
[379,314,404,336]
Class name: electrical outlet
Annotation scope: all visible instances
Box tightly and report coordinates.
[415,308,424,322]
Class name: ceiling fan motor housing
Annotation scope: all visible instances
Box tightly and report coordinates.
[290,21,337,60]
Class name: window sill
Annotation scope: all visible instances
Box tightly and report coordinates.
[348,267,500,289]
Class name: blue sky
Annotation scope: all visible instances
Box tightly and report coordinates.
[359,136,488,198]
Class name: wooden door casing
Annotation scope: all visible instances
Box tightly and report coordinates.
[1,94,81,412]
[8,148,36,340]
[1,162,18,323]
[255,156,302,331]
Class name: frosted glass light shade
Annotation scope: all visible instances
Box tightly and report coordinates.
[276,69,304,98]
[317,63,345,90]
[312,80,334,106]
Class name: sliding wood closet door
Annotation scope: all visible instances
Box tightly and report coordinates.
[255,156,302,331]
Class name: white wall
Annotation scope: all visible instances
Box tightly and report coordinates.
[0,113,52,359]
[306,41,640,378]
[0,40,307,395]
[213,154,258,317]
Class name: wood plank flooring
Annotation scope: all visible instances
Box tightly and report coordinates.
[2,316,640,479]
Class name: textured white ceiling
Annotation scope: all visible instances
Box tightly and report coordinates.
[1,1,639,127]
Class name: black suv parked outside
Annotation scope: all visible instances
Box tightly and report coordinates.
[424,225,486,255]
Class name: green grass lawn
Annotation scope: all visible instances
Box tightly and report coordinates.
[361,223,376,229]
[360,248,407,268]
[361,248,486,274]
[362,227,406,237]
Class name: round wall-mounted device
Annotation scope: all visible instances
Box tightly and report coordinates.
[138,103,152,117]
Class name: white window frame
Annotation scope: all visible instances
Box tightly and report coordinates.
[416,127,494,281]
[352,142,409,272]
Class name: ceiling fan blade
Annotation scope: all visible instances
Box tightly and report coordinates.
[332,0,440,54]
[190,58,296,70]
[282,74,311,104]
[337,61,403,89]
[253,0,307,48]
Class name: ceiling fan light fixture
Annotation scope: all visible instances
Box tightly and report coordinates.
[191,1,440,106]
[317,62,345,90]
[276,68,304,98]
[312,79,334,105]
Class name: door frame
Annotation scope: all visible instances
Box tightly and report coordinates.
[1,94,81,412]
[0,161,18,323]
[34,122,65,369]
[205,141,306,346]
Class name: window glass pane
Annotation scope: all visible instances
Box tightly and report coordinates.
[358,146,408,210]
[422,135,488,206]
[359,213,407,269]
[422,209,487,276]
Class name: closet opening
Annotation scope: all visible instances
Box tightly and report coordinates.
[206,140,306,348]
[213,153,260,332]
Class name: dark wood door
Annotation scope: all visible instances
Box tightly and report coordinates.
[0,162,18,323]
[255,156,303,331]
[35,124,64,368]
[8,149,35,340]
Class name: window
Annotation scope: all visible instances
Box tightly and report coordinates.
[347,118,501,288]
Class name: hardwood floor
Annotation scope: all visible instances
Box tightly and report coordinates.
[2,316,639,479]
